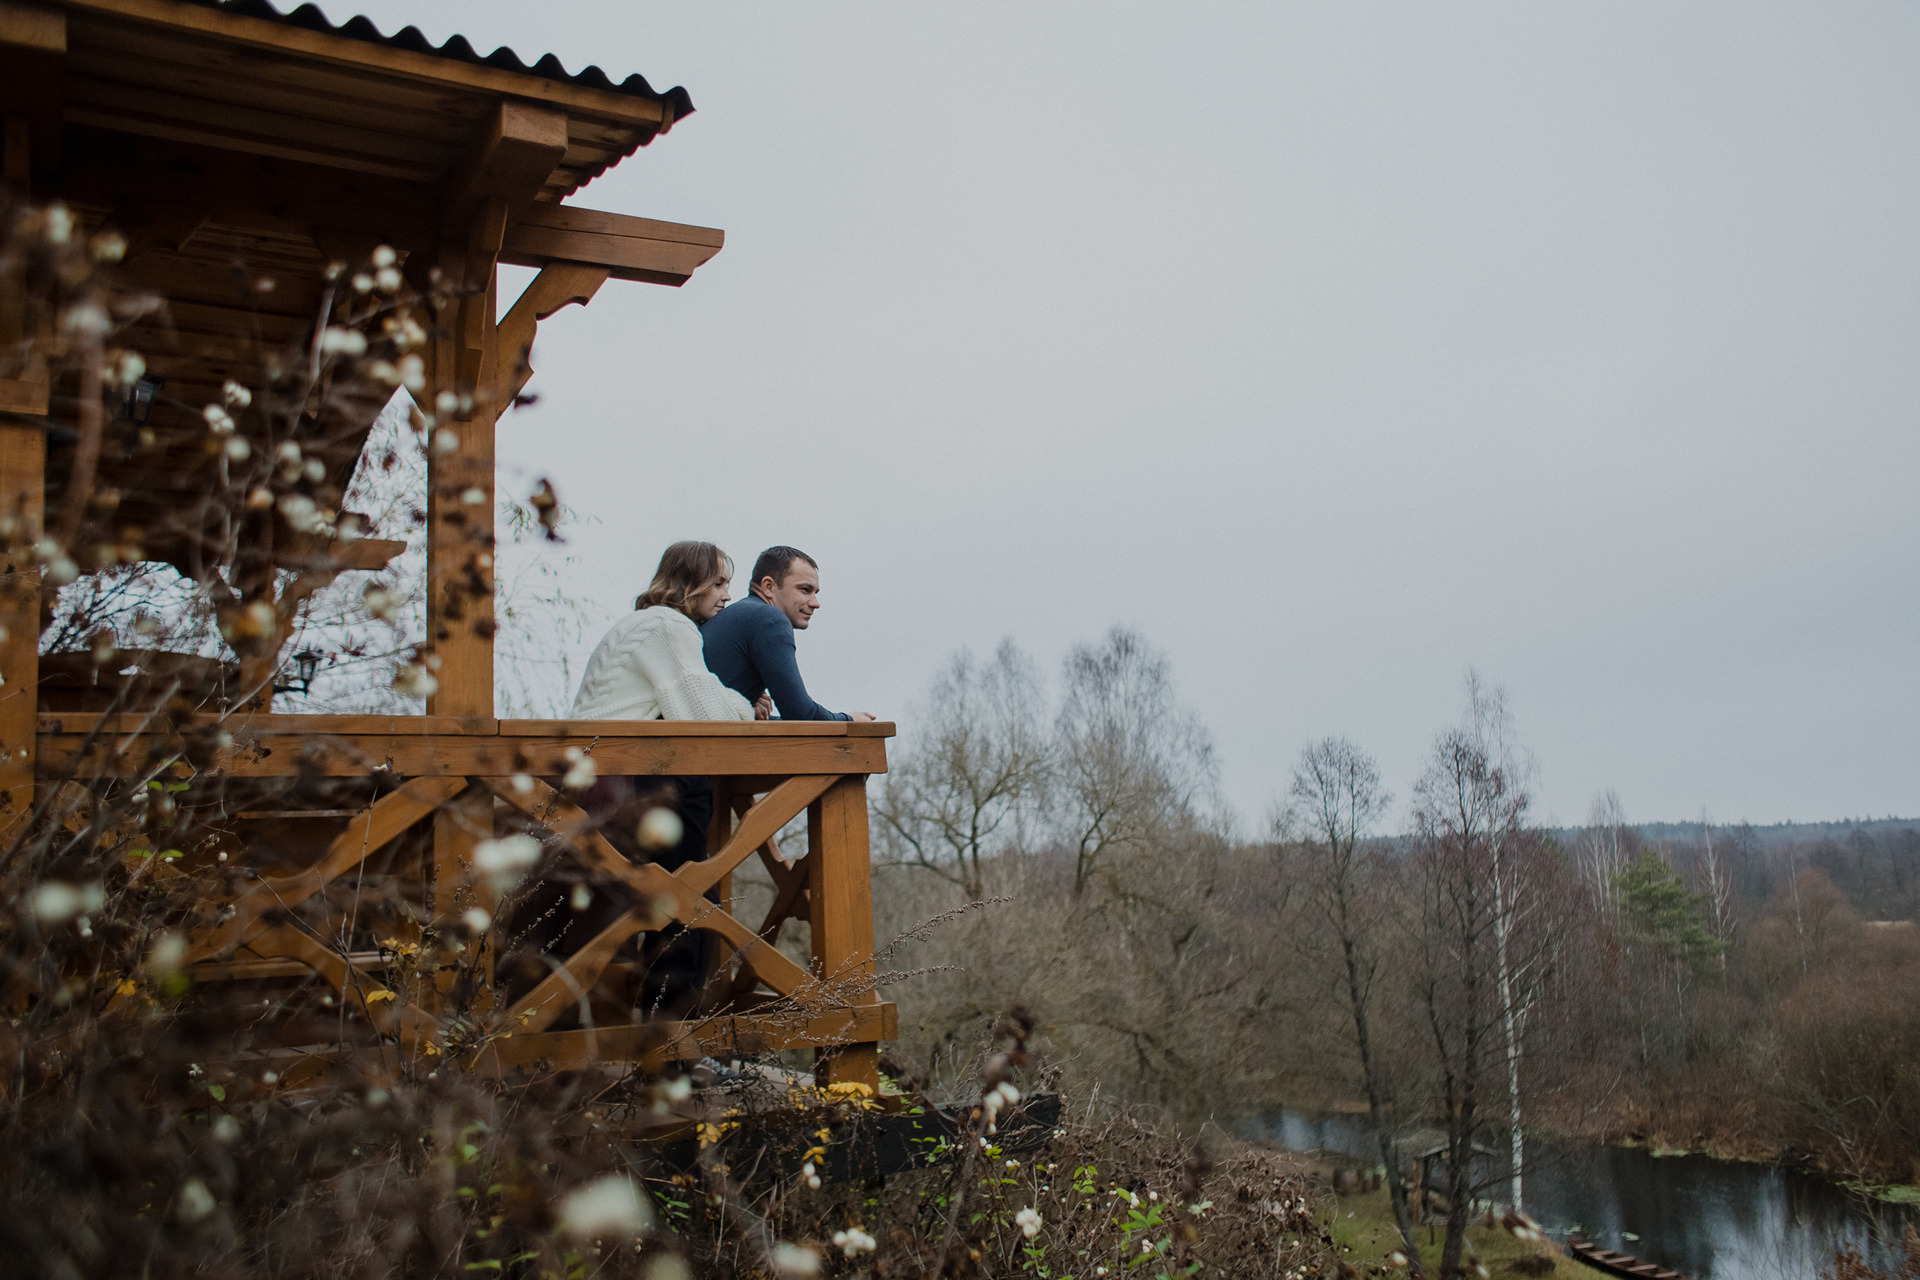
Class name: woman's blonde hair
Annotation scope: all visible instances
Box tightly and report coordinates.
[635,541,732,618]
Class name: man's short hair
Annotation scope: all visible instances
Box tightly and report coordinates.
[751,545,818,590]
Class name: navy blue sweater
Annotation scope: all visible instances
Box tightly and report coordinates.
[701,594,849,722]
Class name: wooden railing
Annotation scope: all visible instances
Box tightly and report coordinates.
[34,713,896,1090]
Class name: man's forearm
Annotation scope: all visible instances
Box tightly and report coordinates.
[755,630,847,722]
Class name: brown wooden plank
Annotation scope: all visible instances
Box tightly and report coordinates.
[277,537,408,575]
[0,377,49,415]
[442,101,569,231]
[65,39,484,143]
[499,223,719,286]
[677,773,835,897]
[753,847,809,944]
[499,719,867,737]
[501,909,649,1035]
[63,0,677,131]
[180,775,465,965]
[482,776,818,998]
[153,298,318,340]
[0,4,65,51]
[189,949,389,981]
[0,424,44,846]
[65,73,460,169]
[239,921,442,1050]
[36,713,499,735]
[62,105,439,183]
[39,731,889,778]
[57,122,441,249]
[493,261,607,406]
[512,203,723,248]
[808,774,880,1088]
[66,16,484,121]
[468,1004,897,1076]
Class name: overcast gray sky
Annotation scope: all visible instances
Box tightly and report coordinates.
[343,0,1918,830]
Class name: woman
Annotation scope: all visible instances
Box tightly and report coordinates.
[542,542,761,1013]
[570,539,759,724]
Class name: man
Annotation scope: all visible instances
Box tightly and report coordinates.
[702,545,875,722]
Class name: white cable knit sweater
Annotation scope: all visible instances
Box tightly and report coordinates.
[569,607,755,721]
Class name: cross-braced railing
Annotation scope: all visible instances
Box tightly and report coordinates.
[32,713,896,1091]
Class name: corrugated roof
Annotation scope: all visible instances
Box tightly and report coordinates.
[180,0,695,120]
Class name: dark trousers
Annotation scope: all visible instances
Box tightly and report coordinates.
[510,775,716,1019]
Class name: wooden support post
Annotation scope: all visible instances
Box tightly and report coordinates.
[0,3,64,191]
[424,102,566,720]
[424,105,568,1017]
[423,233,499,717]
[807,774,879,1089]
[0,78,46,414]
[492,261,608,409]
[0,422,40,845]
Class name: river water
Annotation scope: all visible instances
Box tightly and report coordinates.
[1265,1109,1918,1280]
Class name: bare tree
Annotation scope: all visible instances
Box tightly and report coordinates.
[875,640,1051,897]
[1457,673,1544,1215]
[1410,677,1554,1272]
[1697,810,1734,966]
[1283,736,1424,1273]
[1578,789,1630,911]
[1053,627,1213,896]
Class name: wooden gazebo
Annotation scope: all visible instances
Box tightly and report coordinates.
[0,0,894,1091]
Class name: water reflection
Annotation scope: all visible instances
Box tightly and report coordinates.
[1263,1109,1917,1280]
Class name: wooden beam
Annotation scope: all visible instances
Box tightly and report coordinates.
[483,775,819,999]
[232,922,443,1051]
[235,536,409,709]
[678,773,835,897]
[500,203,724,286]
[423,235,495,718]
[493,261,607,408]
[277,535,409,575]
[35,719,893,779]
[443,101,569,232]
[179,775,465,965]
[501,909,650,1034]
[468,1004,898,1076]
[63,74,448,182]
[0,1,65,178]
[40,713,891,739]
[0,422,41,845]
[57,129,441,258]
[498,718,896,738]
[808,775,881,1088]
[426,105,564,720]
[59,0,678,133]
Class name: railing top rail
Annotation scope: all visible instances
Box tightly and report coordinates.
[37,713,897,741]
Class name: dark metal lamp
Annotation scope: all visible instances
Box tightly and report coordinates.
[125,377,163,425]
[273,649,323,696]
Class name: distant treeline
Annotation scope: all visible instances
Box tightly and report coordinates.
[811,634,1920,1277]
[1568,818,1920,924]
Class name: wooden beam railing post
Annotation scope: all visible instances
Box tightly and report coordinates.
[0,421,41,846]
[426,102,567,720]
[807,773,880,1090]
[35,719,896,1081]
